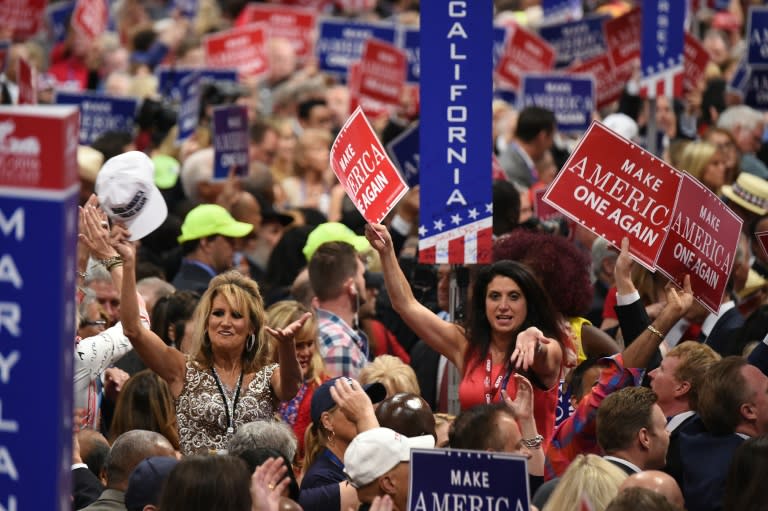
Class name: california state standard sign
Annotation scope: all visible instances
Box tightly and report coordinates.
[330,106,408,224]
[543,121,681,269]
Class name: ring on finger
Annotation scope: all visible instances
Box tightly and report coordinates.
[268,483,275,490]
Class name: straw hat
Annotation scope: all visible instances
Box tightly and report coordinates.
[721,173,768,216]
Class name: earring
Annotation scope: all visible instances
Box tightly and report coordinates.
[246,333,256,352]
[327,429,336,446]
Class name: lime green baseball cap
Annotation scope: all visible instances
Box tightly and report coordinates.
[152,154,180,190]
[178,204,254,243]
[302,222,372,261]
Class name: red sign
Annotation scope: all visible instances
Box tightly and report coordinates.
[17,57,36,105]
[0,0,45,40]
[238,4,316,61]
[542,121,682,270]
[656,173,742,313]
[204,24,268,79]
[756,231,768,259]
[348,62,389,119]
[534,187,561,222]
[330,106,409,224]
[495,24,555,90]
[568,54,625,110]
[270,0,333,9]
[683,32,710,93]
[401,83,419,120]
[604,7,641,74]
[357,39,407,106]
[71,0,108,41]
[0,106,79,190]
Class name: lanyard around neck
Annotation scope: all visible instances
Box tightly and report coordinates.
[211,367,244,434]
[483,356,514,404]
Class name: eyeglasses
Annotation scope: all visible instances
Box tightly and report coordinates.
[80,319,107,328]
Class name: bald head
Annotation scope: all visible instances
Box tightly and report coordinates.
[105,430,176,490]
[619,470,684,509]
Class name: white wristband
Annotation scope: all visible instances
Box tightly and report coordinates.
[616,290,640,306]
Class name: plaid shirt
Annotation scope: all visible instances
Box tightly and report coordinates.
[544,353,643,479]
[316,308,369,379]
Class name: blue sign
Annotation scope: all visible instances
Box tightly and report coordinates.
[177,71,201,144]
[520,74,595,133]
[55,93,138,145]
[401,27,420,84]
[493,26,507,69]
[542,0,583,23]
[494,88,517,106]
[640,1,686,81]
[747,7,768,68]
[156,67,238,103]
[47,1,75,44]
[0,190,78,510]
[728,57,751,96]
[174,0,199,19]
[419,0,493,264]
[409,449,530,511]
[386,122,419,187]
[744,67,768,111]
[539,16,609,68]
[315,19,396,78]
[212,104,249,180]
[555,379,574,426]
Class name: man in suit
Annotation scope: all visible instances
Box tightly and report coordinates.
[648,341,720,485]
[81,430,176,510]
[596,387,670,475]
[533,386,670,508]
[678,356,768,511]
[172,204,253,293]
[498,106,556,188]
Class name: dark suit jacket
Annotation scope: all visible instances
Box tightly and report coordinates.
[678,416,745,511]
[614,297,662,384]
[73,466,103,510]
[704,306,745,356]
[663,413,697,488]
[409,340,441,411]
[171,261,214,294]
[614,297,650,348]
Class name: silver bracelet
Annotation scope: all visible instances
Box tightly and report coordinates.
[521,434,543,449]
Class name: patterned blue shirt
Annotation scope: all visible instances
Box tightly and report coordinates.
[316,308,369,379]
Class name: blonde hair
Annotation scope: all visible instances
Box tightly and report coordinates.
[676,141,719,190]
[542,455,627,511]
[266,300,324,384]
[293,128,332,178]
[190,271,270,373]
[302,421,330,474]
[358,355,420,397]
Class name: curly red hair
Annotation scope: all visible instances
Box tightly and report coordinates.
[492,230,593,317]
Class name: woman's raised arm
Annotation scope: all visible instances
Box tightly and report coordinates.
[106,221,186,397]
[365,223,468,370]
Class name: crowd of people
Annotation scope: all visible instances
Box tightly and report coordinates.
[5,0,768,510]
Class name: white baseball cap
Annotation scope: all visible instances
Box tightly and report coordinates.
[343,427,435,488]
[602,113,639,142]
[96,151,168,241]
